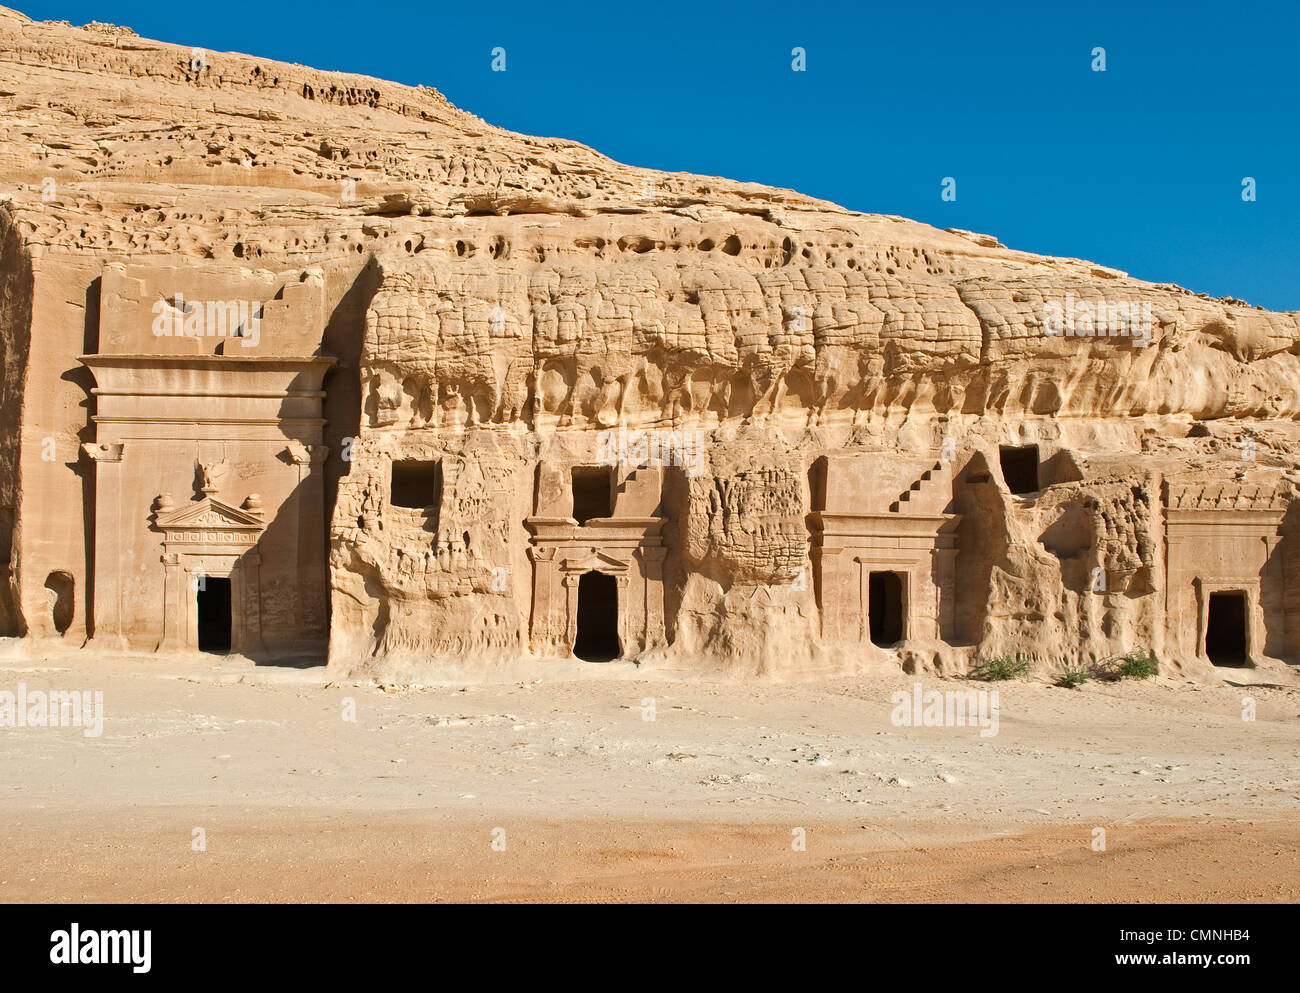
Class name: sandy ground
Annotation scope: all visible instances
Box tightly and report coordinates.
[1,651,1298,902]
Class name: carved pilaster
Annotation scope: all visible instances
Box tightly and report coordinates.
[161,551,183,650]
[241,550,265,654]
[812,546,845,640]
[562,572,581,653]
[527,545,557,652]
[84,441,126,643]
[615,573,630,657]
[636,545,668,650]
[285,442,328,646]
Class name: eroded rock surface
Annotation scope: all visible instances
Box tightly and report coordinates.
[2,5,1299,681]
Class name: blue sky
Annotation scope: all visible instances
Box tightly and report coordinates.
[19,0,1299,310]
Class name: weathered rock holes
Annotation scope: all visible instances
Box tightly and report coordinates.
[617,235,657,254]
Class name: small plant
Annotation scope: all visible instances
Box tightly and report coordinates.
[1115,649,1157,680]
[975,653,1032,681]
[1055,661,1092,688]
[1097,648,1158,681]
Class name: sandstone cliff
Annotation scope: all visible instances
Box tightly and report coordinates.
[3,5,1298,681]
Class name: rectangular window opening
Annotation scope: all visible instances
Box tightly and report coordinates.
[572,467,613,525]
[1000,445,1040,495]
[391,460,443,514]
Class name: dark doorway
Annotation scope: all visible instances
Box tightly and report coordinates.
[198,576,232,654]
[1205,591,1248,666]
[868,571,904,646]
[573,571,619,661]
[572,467,613,525]
[44,571,74,635]
[1000,445,1040,494]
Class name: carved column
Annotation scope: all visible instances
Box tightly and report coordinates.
[528,546,556,653]
[562,572,581,654]
[287,442,328,646]
[184,562,201,649]
[241,550,265,654]
[615,573,631,657]
[161,551,184,650]
[934,545,958,642]
[912,568,939,640]
[856,557,868,642]
[813,546,846,640]
[1193,577,1206,658]
[1247,585,1261,660]
[637,545,668,650]
[1263,533,1283,657]
[82,442,126,646]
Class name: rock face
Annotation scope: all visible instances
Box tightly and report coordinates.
[3,5,1300,681]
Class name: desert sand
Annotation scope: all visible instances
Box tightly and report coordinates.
[2,650,1296,902]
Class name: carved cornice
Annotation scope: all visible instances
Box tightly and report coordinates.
[82,441,124,462]
[287,441,329,465]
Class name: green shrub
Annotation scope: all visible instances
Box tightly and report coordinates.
[1055,661,1092,688]
[1097,649,1158,681]
[975,653,1032,681]
[1114,649,1158,680]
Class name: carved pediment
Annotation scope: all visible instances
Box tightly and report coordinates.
[155,496,264,532]
[560,549,631,573]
